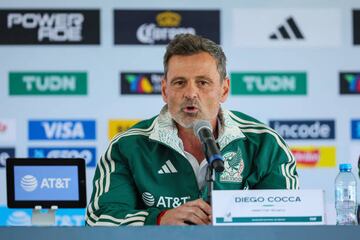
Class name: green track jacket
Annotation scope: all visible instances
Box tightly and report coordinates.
[86,106,299,226]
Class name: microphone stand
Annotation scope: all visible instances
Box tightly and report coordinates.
[205,164,215,205]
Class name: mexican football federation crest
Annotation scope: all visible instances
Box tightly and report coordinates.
[220,150,244,183]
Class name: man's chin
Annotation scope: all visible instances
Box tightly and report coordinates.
[175,120,194,129]
[173,117,197,129]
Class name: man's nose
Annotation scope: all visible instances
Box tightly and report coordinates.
[183,81,198,99]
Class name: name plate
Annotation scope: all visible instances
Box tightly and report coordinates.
[212,189,325,225]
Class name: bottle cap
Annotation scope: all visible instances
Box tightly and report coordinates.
[339,163,352,171]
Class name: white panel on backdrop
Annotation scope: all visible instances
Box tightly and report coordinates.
[0,119,16,143]
[350,145,360,186]
[232,9,341,47]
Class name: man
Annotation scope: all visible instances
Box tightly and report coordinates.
[86,34,299,226]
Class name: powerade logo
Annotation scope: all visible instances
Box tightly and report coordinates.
[114,10,220,45]
[28,120,96,140]
[9,72,88,95]
[340,72,360,94]
[351,120,360,139]
[269,120,335,140]
[28,147,96,167]
[0,9,100,44]
[121,72,162,95]
[231,72,307,95]
[0,148,15,167]
[0,207,85,226]
[354,10,360,45]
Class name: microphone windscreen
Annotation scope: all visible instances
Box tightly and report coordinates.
[193,120,212,138]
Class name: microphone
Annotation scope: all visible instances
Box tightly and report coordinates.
[193,120,224,172]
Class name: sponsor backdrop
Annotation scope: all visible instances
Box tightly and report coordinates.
[0,0,360,225]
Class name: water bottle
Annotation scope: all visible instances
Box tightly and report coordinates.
[335,163,358,225]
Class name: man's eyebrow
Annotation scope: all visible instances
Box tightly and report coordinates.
[195,75,213,81]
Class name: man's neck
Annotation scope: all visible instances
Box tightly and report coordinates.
[176,119,219,164]
[177,126,204,164]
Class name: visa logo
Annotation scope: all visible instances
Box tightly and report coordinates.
[269,120,335,140]
[28,147,96,167]
[351,120,360,139]
[28,120,96,140]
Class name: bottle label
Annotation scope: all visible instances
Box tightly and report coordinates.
[336,187,356,202]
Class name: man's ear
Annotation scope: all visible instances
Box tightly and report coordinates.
[161,78,168,103]
[220,77,230,103]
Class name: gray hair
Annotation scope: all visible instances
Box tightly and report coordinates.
[163,34,227,80]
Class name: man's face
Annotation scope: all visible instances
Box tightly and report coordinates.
[162,52,230,129]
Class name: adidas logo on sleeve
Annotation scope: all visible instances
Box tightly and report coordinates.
[158,160,178,174]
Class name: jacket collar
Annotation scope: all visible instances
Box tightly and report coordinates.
[149,105,245,156]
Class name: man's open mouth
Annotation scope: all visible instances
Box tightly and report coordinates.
[183,106,198,113]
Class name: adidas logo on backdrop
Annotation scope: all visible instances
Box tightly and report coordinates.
[269,16,305,40]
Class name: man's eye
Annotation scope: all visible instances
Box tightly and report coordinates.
[198,81,209,86]
[173,81,185,86]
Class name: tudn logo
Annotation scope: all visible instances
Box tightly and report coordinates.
[269,16,305,40]
[142,192,155,207]
[20,175,38,192]
[6,211,31,226]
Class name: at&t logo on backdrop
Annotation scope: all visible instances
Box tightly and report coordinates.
[0,207,85,226]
